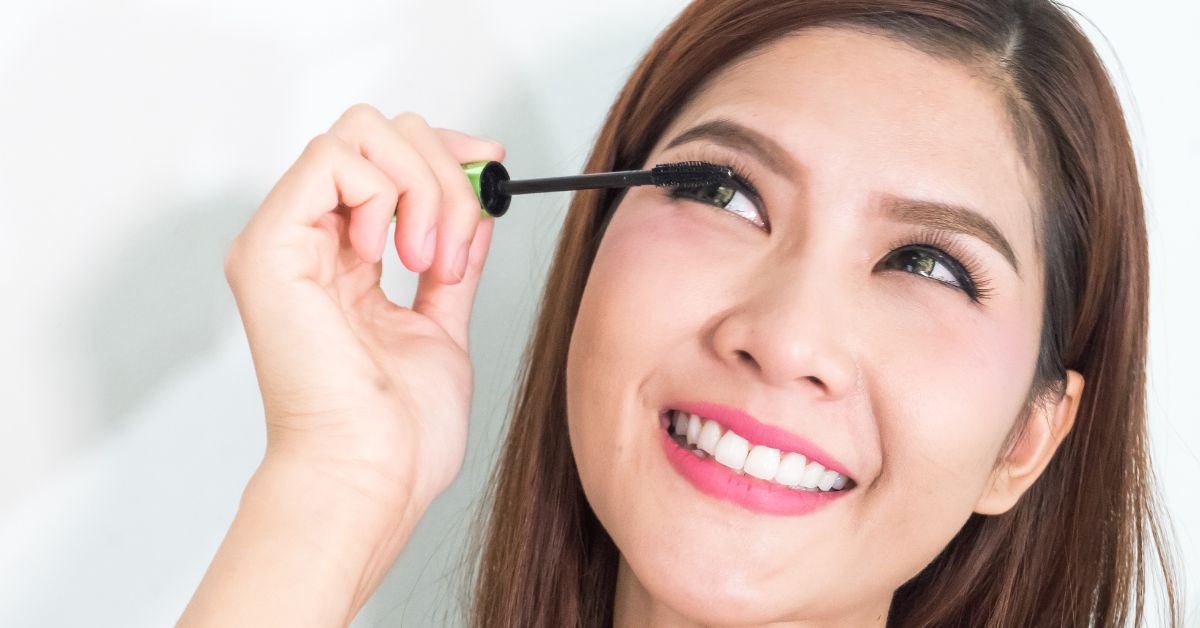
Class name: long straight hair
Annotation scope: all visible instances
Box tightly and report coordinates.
[462,1,1179,625]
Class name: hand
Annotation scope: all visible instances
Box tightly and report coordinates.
[224,104,504,517]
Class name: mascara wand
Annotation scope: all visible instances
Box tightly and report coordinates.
[461,160,734,218]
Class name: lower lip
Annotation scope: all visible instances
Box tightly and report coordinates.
[660,417,850,517]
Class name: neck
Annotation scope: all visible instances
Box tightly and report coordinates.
[611,554,890,628]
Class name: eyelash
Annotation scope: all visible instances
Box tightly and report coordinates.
[882,229,994,304]
[662,145,771,230]
[661,145,994,304]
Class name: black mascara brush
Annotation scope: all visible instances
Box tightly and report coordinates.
[461,160,734,217]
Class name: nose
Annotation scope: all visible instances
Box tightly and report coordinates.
[709,262,858,399]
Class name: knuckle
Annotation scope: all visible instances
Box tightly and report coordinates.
[392,110,429,132]
[343,102,381,124]
[330,104,383,139]
[303,133,340,159]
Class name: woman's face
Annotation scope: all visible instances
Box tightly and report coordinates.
[566,27,1046,625]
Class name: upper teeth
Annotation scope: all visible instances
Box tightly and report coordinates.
[670,410,849,492]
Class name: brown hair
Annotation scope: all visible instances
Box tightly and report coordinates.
[460,1,1180,625]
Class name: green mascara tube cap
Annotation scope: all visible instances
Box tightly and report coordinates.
[390,160,512,223]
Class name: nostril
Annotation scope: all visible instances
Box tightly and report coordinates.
[735,349,757,369]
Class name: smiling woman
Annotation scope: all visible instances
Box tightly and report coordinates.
[178,0,1180,627]
[467,1,1180,626]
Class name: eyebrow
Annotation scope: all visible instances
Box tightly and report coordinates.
[882,196,1019,274]
[664,118,798,179]
[661,117,1021,275]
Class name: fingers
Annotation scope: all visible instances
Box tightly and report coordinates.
[412,215,496,352]
[433,127,506,164]
[390,114,501,284]
[246,132,401,270]
[233,102,506,346]
[325,105,445,268]
[323,106,504,283]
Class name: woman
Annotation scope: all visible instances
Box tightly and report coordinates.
[179,0,1180,625]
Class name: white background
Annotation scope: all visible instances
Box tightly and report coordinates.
[0,1,1195,625]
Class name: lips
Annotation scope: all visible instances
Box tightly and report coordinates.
[656,402,855,516]
[668,401,853,477]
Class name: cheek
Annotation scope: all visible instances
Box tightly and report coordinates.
[566,199,716,498]
[566,196,757,519]
[574,197,747,351]
[847,289,1040,584]
[867,284,1041,498]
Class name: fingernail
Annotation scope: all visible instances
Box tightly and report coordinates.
[422,227,436,265]
[453,242,469,280]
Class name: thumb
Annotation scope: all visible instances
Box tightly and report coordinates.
[411,216,495,352]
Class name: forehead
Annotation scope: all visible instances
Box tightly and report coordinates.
[661,26,1039,261]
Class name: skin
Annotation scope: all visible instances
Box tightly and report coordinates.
[566,27,1084,627]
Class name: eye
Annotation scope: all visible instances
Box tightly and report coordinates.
[878,245,980,299]
[667,176,767,230]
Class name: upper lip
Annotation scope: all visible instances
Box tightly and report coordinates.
[666,401,854,479]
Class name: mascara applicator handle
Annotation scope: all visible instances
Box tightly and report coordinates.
[389,160,511,224]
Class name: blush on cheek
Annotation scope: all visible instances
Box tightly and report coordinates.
[870,311,1032,496]
[941,305,1041,439]
[590,199,725,296]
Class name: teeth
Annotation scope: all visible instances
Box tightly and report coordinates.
[686,413,701,446]
[714,431,750,471]
[697,419,722,455]
[799,460,825,489]
[818,469,840,491]
[672,411,688,436]
[664,409,851,493]
[773,452,808,487]
[743,445,781,480]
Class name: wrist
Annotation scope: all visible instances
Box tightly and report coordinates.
[257,438,433,515]
[178,456,429,627]
[241,457,428,614]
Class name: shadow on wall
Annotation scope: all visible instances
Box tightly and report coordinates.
[71,188,256,438]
